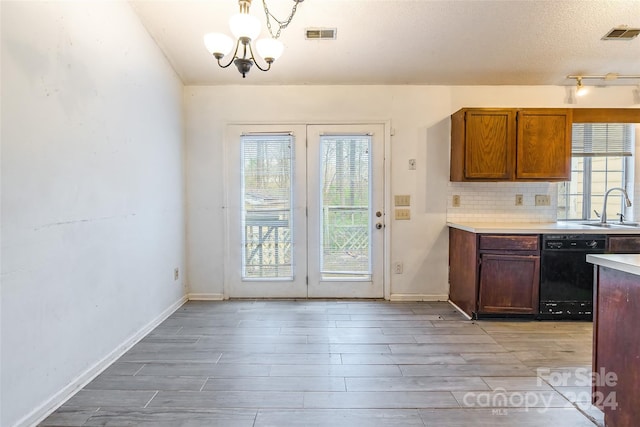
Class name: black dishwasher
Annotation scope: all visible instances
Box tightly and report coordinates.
[538,234,606,320]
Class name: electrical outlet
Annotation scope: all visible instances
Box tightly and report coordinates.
[393,262,403,274]
[395,208,411,220]
[395,195,411,206]
[452,195,461,207]
[174,268,179,281]
[408,159,416,170]
[535,194,551,206]
[515,194,523,206]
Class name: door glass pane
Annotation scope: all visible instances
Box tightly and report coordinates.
[319,135,372,280]
[241,135,293,280]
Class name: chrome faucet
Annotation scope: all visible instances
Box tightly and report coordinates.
[600,187,632,224]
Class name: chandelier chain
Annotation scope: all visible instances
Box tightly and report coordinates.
[262,0,300,39]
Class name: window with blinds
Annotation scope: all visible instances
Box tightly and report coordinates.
[319,135,372,280]
[571,123,634,157]
[241,134,293,279]
[558,124,635,221]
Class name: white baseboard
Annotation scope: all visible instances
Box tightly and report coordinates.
[188,293,224,300]
[20,295,188,427]
[389,294,449,302]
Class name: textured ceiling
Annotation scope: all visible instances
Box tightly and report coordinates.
[130,0,640,86]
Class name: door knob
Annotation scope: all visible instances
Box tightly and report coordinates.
[375,223,383,229]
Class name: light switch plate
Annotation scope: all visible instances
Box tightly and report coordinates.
[395,208,411,220]
[395,195,411,206]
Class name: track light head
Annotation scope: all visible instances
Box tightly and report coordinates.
[575,77,588,97]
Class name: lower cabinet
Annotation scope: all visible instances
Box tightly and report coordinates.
[478,253,540,314]
[449,228,540,318]
[450,229,640,319]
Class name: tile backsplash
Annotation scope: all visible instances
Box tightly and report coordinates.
[447,182,558,223]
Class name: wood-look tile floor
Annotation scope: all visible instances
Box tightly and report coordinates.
[41,301,602,426]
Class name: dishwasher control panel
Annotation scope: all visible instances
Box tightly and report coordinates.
[542,234,606,251]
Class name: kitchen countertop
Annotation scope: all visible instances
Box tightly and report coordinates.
[447,221,640,234]
[587,254,640,276]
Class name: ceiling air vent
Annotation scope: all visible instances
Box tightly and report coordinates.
[305,28,337,40]
[602,26,640,40]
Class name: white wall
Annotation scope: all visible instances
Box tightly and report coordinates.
[1,2,186,426]
[185,85,453,300]
[185,85,638,301]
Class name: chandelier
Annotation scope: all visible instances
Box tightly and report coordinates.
[204,0,304,78]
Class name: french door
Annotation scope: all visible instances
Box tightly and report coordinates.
[224,124,385,298]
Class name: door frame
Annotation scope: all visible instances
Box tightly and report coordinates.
[222,121,392,300]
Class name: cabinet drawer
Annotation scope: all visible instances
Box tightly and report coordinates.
[479,234,539,251]
[607,236,640,253]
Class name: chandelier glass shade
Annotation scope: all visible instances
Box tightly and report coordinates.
[229,12,261,40]
[204,0,301,78]
[204,33,233,58]
[256,38,285,61]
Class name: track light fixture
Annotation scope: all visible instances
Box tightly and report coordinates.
[204,0,304,78]
[567,74,640,96]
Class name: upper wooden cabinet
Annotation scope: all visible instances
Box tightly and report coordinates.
[516,109,572,180]
[450,108,572,182]
[452,109,515,180]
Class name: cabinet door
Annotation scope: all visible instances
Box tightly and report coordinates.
[464,109,516,180]
[478,254,540,314]
[516,109,571,180]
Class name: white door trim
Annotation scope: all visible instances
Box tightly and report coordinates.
[222,120,391,300]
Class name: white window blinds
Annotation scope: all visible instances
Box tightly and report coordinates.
[240,134,294,279]
[571,123,634,157]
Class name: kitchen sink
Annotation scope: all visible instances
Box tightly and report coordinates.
[582,222,615,228]
[581,222,640,228]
